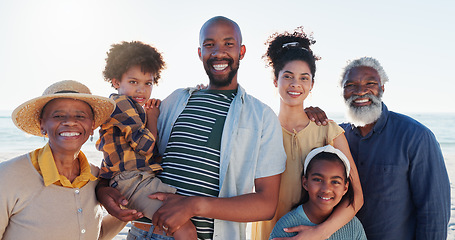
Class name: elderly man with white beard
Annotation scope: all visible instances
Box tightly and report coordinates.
[338,57,450,240]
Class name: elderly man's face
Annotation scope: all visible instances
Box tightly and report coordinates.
[343,66,382,103]
[343,66,384,126]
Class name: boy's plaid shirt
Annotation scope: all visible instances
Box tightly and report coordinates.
[96,94,162,179]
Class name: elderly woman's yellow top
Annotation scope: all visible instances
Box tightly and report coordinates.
[31,143,97,188]
[0,149,125,240]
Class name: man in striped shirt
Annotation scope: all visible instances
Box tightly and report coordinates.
[98,16,286,240]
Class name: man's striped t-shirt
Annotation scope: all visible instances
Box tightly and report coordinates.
[159,89,236,239]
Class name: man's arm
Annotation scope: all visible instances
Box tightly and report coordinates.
[410,130,450,239]
[150,174,281,235]
[304,106,329,126]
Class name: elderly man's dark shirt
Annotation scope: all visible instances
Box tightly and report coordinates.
[340,103,450,240]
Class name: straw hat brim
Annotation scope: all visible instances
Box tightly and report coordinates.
[12,93,115,136]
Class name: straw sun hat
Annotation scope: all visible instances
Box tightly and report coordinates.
[12,80,115,137]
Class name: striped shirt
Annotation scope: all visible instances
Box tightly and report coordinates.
[160,89,236,239]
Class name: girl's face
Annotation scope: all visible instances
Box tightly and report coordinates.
[274,60,313,108]
[303,159,349,212]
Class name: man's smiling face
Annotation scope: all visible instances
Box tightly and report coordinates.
[343,66,384,126]
[198,19,245,90]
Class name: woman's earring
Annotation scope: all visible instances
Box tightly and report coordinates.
[42,131,46,141]
[90,135,93,142]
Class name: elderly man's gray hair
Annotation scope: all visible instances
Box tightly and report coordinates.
[340,57,389,87]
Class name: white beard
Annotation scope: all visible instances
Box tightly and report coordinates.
[344,92,383,127]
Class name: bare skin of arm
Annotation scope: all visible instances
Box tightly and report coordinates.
[144,98,160,155]
[273,134,364,240]
[150,174,281,235]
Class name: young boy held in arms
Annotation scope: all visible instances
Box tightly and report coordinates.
[96,41,196,239]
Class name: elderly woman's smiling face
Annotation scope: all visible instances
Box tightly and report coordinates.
[40,98,95,155]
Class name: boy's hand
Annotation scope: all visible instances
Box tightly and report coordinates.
[145,98,161,119]
[195,84,208,90]
[145,98,161,109]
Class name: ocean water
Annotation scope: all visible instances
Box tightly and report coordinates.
[329,112,455,156]
[1,111,454,157]
[0,113,100,158]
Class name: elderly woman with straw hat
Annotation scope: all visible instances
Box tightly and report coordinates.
[0,80,126,239]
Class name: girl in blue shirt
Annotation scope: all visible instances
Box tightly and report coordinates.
[270,145,366,240]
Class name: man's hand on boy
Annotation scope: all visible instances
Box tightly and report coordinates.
[96,182,144,222]
[149,192,195,235]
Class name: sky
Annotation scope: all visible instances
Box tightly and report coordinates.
[1,0,454,116]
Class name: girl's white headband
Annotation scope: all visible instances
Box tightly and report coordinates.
[303,145,351,177]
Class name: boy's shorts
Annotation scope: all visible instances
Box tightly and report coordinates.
[110,170,176,219]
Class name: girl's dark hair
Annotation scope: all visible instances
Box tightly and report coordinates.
[264,27,320,83]
[103,41,166,88]
[295,151,355,209]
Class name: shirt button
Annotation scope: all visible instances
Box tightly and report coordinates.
[75,190,80,194]
[81,229,86,234]
[78,208,83,213]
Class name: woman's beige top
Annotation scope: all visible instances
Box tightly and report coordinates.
[251,121,344,240]
[0,152,126,240]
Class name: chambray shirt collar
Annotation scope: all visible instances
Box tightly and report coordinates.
[233,84,246,102]
[373,103,388,134]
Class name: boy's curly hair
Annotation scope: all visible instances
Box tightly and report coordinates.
[264,27,320,82]
[103,41,166,87]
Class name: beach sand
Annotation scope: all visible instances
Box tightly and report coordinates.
[1,151,454,239]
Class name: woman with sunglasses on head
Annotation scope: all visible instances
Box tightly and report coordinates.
[251,28,363,240]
